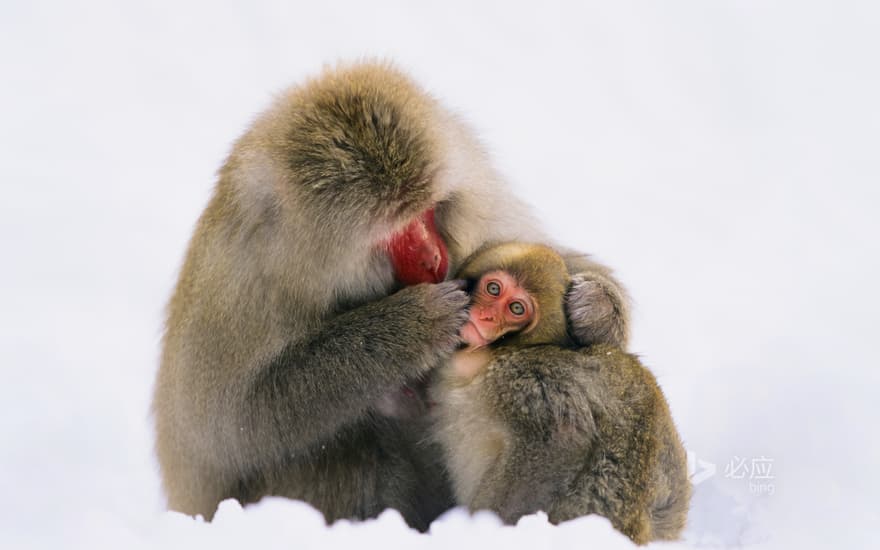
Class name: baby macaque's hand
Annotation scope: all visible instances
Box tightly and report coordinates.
[450,348,492,381]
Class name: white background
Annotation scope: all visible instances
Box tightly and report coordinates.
[1,1,878,548]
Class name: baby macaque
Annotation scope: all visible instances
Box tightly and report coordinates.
[430,242,690,544]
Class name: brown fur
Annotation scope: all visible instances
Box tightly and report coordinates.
[153,62,631,529]
[431,244,689,543]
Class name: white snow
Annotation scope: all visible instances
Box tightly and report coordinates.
[1,1,878,549]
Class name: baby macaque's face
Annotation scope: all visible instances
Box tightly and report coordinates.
[460,270,536,348]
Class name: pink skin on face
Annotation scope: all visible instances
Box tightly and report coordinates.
[386,208,448,285]
[460,270,535,348]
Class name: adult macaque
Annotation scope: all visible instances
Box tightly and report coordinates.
[152,62,630,530]
[431,243,690,544]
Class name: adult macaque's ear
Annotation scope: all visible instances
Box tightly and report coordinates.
[565,271,630,349]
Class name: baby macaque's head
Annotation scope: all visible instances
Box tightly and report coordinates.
[456,243,572,349]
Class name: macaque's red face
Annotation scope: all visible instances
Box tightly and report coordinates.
[460,270,536,348]
[386,208,449,285]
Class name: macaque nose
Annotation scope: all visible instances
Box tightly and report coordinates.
[386,207,449,284]
[421,251,441,274]
[477,307,496,322]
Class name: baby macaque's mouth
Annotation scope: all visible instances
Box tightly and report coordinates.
[460,321,489,348]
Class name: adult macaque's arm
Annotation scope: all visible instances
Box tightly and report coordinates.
[558,250,630,349]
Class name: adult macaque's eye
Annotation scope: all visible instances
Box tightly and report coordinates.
[486,281,501,296]
[509,301,525,316]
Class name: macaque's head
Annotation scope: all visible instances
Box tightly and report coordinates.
[456,243,571,349]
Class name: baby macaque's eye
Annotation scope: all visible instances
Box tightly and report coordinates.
[486,281,501,296]
[509,301,525,316]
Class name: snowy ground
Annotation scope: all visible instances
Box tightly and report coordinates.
[1,1,878,548]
